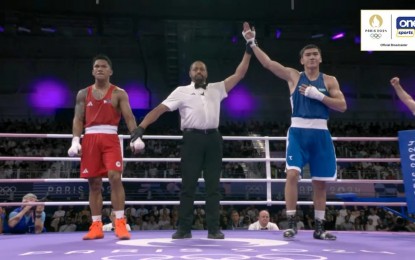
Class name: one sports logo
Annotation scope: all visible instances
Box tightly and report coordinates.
[396,17,415,38]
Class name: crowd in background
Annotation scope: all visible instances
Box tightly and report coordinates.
[0,118,415,233]
[2,203,414,234]
[0,118,411,180]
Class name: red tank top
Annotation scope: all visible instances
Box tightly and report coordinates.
[84,85,121,128]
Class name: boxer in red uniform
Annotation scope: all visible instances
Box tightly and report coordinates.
[68,54,144,240]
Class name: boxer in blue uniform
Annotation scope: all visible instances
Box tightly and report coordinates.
[243,22,347,240]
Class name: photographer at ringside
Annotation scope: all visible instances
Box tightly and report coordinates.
[6,193,46,234]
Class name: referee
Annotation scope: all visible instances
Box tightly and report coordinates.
[133,50,251,239]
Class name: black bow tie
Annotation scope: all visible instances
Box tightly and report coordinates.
[195,83,207,89]
[260,227,268,230]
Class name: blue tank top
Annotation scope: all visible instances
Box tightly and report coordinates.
[290,72,329,119]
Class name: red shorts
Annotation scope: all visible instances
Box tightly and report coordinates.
[80,133,123,178]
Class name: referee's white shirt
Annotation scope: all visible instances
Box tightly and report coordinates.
[248,221,280,231]
[162,82,227,130]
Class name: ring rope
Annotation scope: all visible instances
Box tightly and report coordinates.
[0,201,407,207]
[0,178,403,184]
[0,133,406,209]
[0,133,398,141]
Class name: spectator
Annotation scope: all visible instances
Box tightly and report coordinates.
[159,213,173,230]
[7,193,46,234]
[248,210,279,230]
[0,206,5,234]
[77,215,92,231]
[192,216,205,230]
[50,206,66,232]
[367,208,381,230]
[365,219,377,231]
[143,215,160,230]
[227,210,246,230]
[59,217,77,232]
[131,217,143,231]
[135,205,149,218]
[340,215,355,231]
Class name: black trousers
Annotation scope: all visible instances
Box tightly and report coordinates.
[178,130,223,232]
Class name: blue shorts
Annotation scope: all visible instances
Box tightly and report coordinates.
[286,127,337,181]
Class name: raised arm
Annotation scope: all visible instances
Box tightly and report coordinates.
[242,22,299,91]
[223,52,252,93]
[390,77,415,114]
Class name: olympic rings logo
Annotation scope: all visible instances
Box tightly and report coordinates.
[370,33,382,39]
[0,186,17,195]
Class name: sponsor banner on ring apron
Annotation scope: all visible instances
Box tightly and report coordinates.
[398,130,415,213]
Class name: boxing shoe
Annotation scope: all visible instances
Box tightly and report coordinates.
[115,218,131,240]
[207,230,225,239]
[172,230,192,239]
[283,215,298,239]
[83,221,104,240]
[313,219,336,240]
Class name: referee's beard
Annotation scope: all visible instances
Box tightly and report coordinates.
[193,74,206,85]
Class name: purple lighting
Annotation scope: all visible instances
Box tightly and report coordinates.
[354,36,361,44]
[123,82,150,109]
[331,32,345,40]
[28,78,71,114]
[231,35,238,44]
[275,29,282,39]
[223,85,255,118]
[0,26,4,33]
[87,27,93,35]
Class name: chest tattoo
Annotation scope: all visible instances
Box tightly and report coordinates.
[92,89,105,100]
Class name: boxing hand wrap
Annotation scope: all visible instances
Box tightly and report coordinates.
[242,29,257,47]
[131,126,145,142]
[242,29,257,55]
[304,86,325,101]
[130,127,145,152]
[67,136,81,157]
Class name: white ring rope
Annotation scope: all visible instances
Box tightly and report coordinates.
[0,133,405,208]
[0,178,403,184]
[0,133,399,141]
[0,201,406,207]
[0,156,401,163]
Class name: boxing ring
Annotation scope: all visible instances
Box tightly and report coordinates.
[0,133,414,260]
